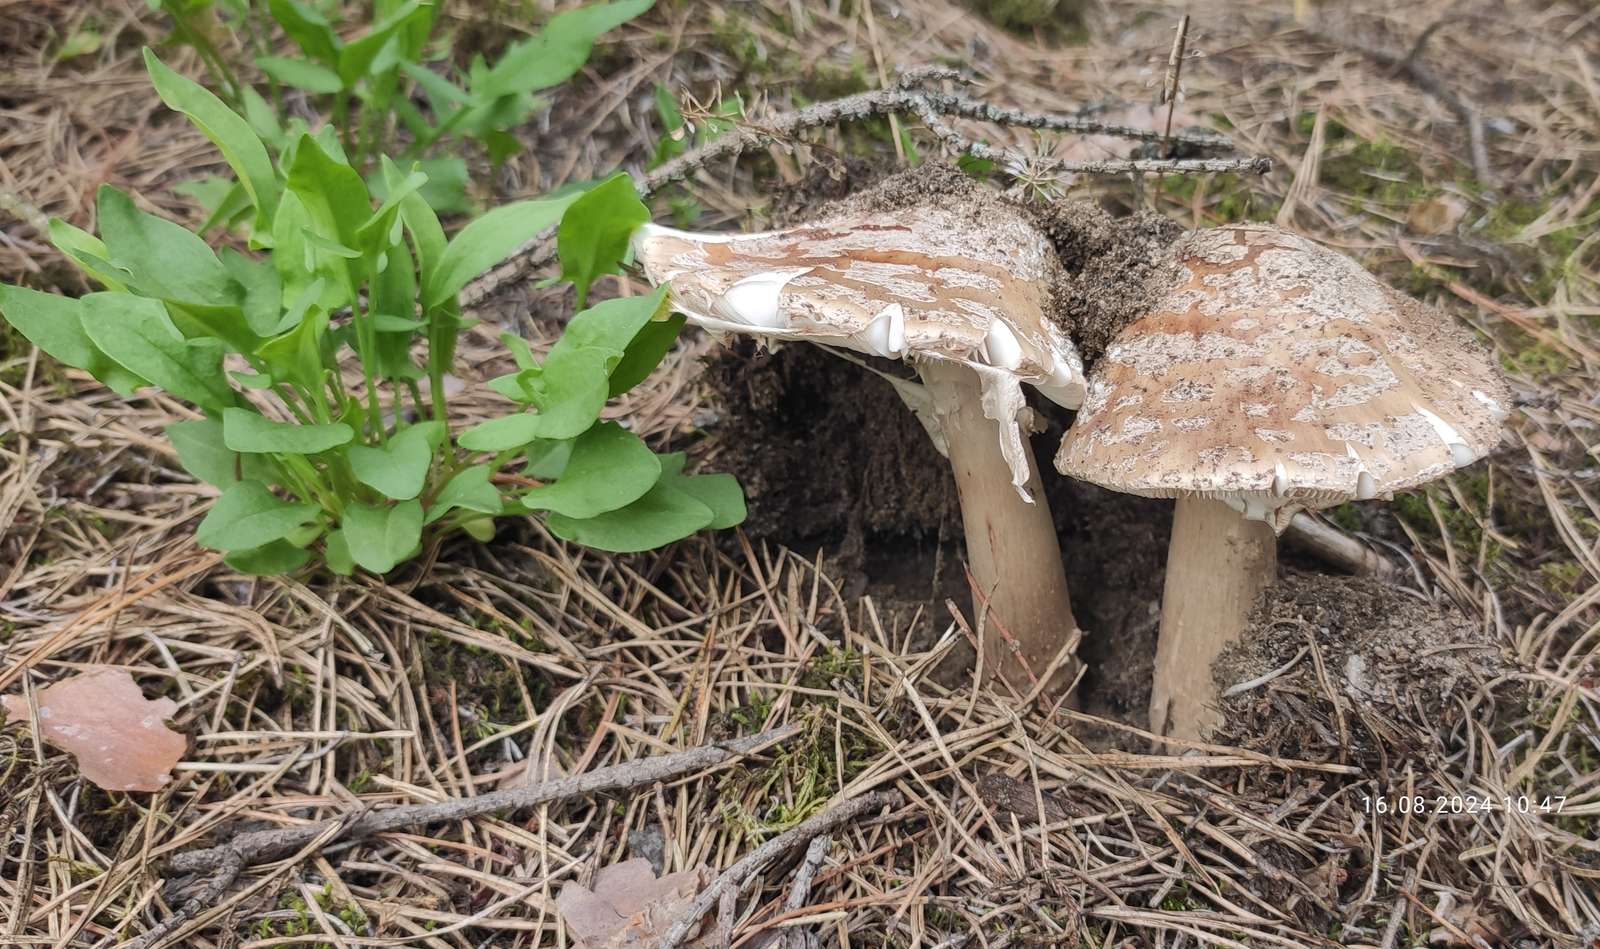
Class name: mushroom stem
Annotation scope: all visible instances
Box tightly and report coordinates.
[1151,497,1277,741]
[917,359,1081,699]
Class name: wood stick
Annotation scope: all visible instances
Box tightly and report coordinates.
[1284,512,1398,579]
[164,724,801,875]
[657,791,904,949]
[460,70,1266,307]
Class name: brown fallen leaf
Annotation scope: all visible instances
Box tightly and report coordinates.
[556,858,714,948]
[1,667,186,792]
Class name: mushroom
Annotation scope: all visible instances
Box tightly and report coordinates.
[633,201,1087,694]
[1055,224,1509,740]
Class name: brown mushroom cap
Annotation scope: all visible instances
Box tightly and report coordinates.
[631,204,1086,409]
[1055,224,1510,530]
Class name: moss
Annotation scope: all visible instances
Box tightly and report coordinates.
[1538,561,1586,598]
[1324,503,1364,534]
[254,884,366,946]
[1501,339,1570,380]
[972,0,1090,42]
[1159,173,1280,222]
[1391,472,1514,573]
[720,654,884,835]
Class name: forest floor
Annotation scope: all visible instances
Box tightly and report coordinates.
[1,0,1597,945]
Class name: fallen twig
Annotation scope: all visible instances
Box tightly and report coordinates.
[780,836,832,949]
[164,724,800,875]
[658,791,904,949]
[461,68,1266,307]
[1284,512,1399,579]
[124,850,245,949]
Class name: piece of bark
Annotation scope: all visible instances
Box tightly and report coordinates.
[1,667,186,792]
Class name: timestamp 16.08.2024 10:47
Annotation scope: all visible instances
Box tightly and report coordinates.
[1360,794,1568,816]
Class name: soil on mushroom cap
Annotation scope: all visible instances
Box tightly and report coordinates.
[1026,200,1182,366]
[813,163,1184,368]
[1213,570,1516,758]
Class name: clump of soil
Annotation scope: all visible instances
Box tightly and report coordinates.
[701,339,959,544]
[1025,200,1182,366]
[1214,571,1518,759]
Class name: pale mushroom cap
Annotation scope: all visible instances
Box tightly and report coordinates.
[1055,224,1510,530]
[631,204,1086,409]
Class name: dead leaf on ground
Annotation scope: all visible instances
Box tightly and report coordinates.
[556,858,714,948]
[1,666,186,792]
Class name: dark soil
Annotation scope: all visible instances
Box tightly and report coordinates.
[1214,571,1517,760]
[1025,201,1182,366]
[701,338,960,545]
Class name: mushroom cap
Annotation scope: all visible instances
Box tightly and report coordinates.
[631,203,1086,409]
[1054,224,1510,531]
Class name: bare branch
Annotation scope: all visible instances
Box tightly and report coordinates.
[461,73,1267,307]
[657,791,904,949]
[164,724,800,875]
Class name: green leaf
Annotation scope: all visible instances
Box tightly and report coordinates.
[414,158,472,214]
[476,0,653,99]
[0,285,144,394]
[337,0,427,85]
[240,85,289,152]
[458,412,541,452]
[521,421,658,518]
[272,191,348,312]
[557,173,648,307]
[664,468,745,529]
[56,26,104,60]
[220,249,285,338]
[523,438,573,479]
[285,134,371,287]
[425,464,503,524]
[255,305,329,391]
[196,480,321,551]
[47,219,127,291]
[487,369,538,403]
[526,350,613,440]
[358,165,429,250]
[144,49,280,232]
[172,176,236,217]
[425,191,581,307]
[560,287,667,355]
[223,407,353,454]
[395,167,447,294]
[608,312,683,395]
[96,185,233,304]
[546,479,713,553]
[347,421,441,500]
[225,540,314,575]
[265,0,341,64]
[166,418,275,487]
[256,55,344,93]
[323,529,354,575]
[79,294,235,410]
[341,499,423,573]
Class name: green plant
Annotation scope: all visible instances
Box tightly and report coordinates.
[0,51,742,577]
[154,0,652,211]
